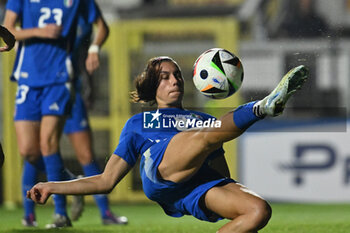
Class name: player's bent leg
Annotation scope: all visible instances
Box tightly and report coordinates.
[159,66,309,183]
[158,108,254,183]
[204,182,271,233]
[159,130,221,183]
[41,116,72,227]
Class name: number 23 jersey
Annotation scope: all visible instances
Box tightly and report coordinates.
[6,0,99,87]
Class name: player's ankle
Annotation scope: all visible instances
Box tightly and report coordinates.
[253,100,266,118]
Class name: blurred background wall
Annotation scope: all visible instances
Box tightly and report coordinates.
[1,0,350,206]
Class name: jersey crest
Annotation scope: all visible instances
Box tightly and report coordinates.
[64,0,73,8]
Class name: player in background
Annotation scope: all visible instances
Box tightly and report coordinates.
[3,0,101,228]
[18,4,126,227]
[0,25,15,168]
[27,57,309,233]
[61,7,128,225]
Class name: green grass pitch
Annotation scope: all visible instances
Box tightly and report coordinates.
[0,203,350,233]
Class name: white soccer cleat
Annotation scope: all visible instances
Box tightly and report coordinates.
[253,65,309,117]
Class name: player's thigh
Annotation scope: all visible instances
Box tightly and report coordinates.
[14,121,41,158]
[159,130,222,182]
[204,182,270,220]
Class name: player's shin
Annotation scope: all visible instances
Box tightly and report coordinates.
[22,161,39,227]
[233,101,262,131]
[43,153,68,217]
[209,101,262,144]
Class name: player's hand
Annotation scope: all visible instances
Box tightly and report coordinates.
[26,182,51,204]
[0,26,15,52]
[38,24,62,39]
[85,52,100,75]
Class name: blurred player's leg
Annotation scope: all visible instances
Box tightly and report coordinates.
[67,131,128,224]
[14,121,42,226]
[65,93,127,224]
[21,156,80,227]
[40,116,72,228]
[63,169,85,221]
[82,161,128,225]
[21,161,39,227]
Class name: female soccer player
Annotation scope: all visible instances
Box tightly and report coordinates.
[17,3,127,226]
[27,56,308,233]
[4,0,103,228]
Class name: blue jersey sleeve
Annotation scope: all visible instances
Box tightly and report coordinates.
[113,117,149,167]
[6,0,22,15]
[79,0,99,25]
[114,131,139,166]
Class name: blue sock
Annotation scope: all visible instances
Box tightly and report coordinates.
[31,156,46,172]
[43,153,67,216]
[83,162,110,218]
[233,101,261,130]
[22,161,38,217]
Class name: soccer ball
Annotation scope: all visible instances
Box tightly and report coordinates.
[193,48,244,99]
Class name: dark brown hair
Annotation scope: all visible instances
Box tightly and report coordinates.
[130,56,180,104]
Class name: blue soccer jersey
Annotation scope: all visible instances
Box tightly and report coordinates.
[6,0,99,87]
[114,108,232,222]
[114,108,224,167]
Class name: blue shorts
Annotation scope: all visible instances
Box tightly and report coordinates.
[14,83,73,121]
[140,138,236,222]
[63,92,90,134]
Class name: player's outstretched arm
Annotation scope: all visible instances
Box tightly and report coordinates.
[27,155,131,204]
[0,25,15,52]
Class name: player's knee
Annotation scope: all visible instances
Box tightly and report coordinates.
[20,149,41,163]
[250,200,272,230]
[17,142,40,162]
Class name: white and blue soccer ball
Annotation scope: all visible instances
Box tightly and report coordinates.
[193,48,244,99]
